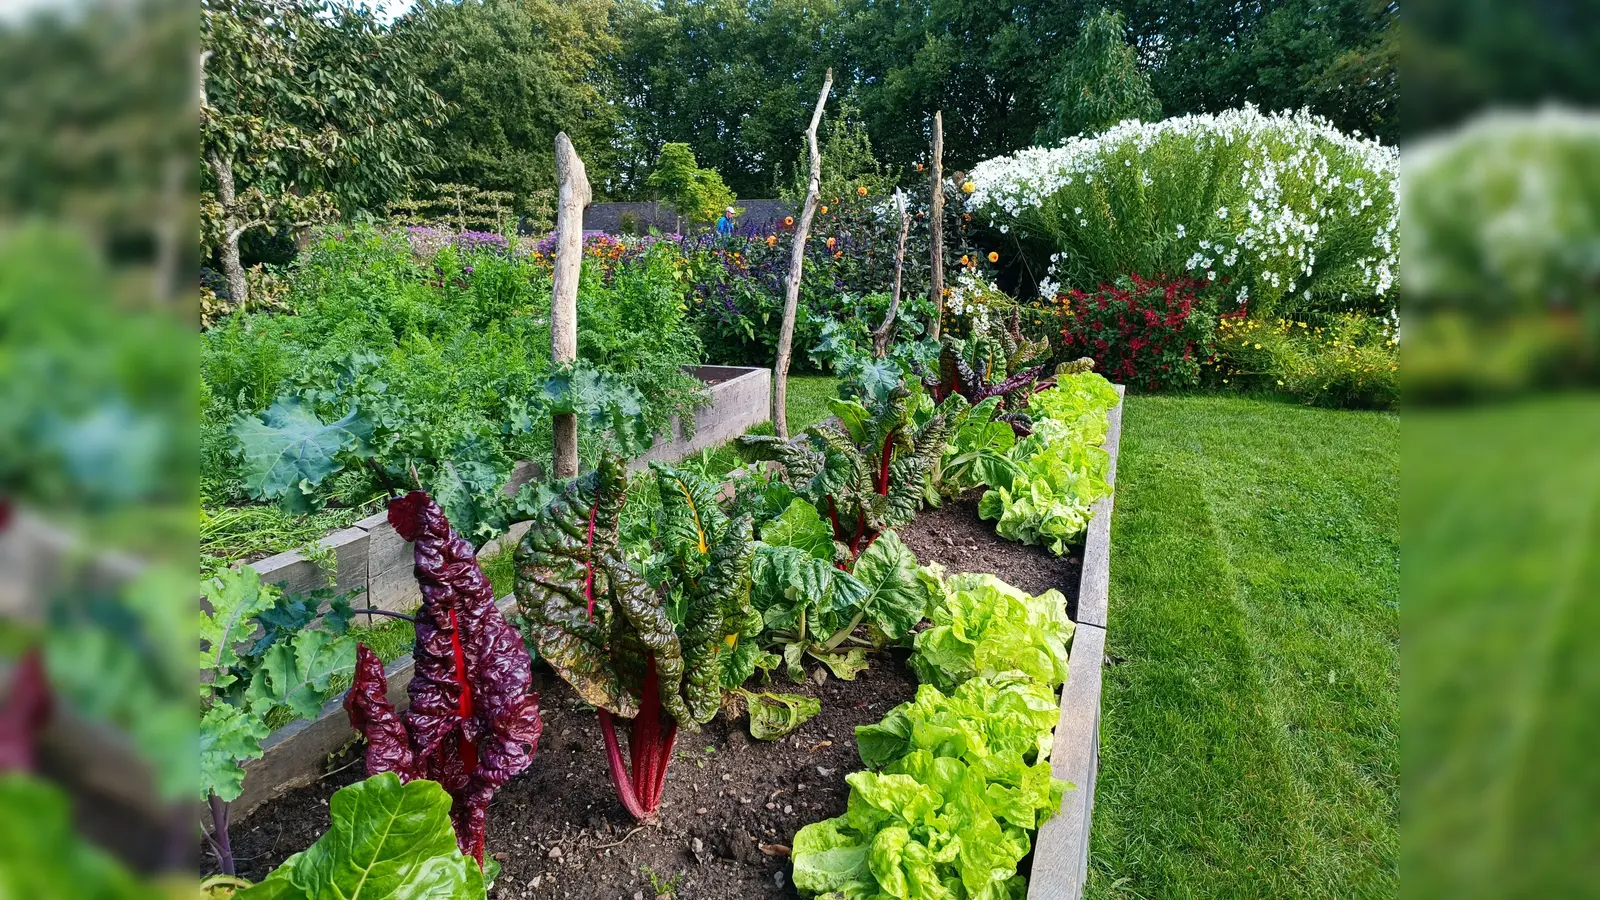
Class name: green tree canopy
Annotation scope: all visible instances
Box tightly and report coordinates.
[201,0,441,303]
[1036,9,1160,144]
[397,0,624,210]
[646,142,736,226]
[782,100,900,206]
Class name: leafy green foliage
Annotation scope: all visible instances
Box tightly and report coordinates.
[748,498,931,681]
[740,385,964,567]
[516,454,755,820]
[516,454,755,727]
[397,0,622,214]
[792,567,1076,899]
[856,675,1061,774]
[646,143,736,226]
[789,749,1048,899]
[202,0,443,304]
[977,439,1108,554]
[231,399,373,514]
[938,397,1023,497]
[238,773,488,900]
[740,689,822,741]
[207,227,705,551]
[0,774,165,899]
[978,371,1119,555]
[911,574,1074,694]
[1036,8,1161,144]
[200,568,357,803]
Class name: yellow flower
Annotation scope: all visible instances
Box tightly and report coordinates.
[820,205,829,214]
[960,254,971,266]
[1254,343,1262,349]
[987,251,999,263]
[961,181,975,194]
[857,186,869,196]
[1277,379,1285,386]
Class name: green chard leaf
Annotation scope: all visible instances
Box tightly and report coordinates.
[741,689,822,740]
[237,773,487,900]
[851,531,927,640]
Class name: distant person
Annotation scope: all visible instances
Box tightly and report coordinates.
[715,206,737,236]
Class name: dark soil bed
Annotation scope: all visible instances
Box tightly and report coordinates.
[225,494,1082,899]
[899,490,1084,619]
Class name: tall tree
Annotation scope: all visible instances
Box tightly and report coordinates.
[613,0,843,197]
[645,143,736,229]
[398,0,624,208]
[1036,8,1160,144]
[200,0,441,304]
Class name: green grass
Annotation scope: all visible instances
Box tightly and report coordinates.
[1086,394,1398,899]
[1406,395,1600,898]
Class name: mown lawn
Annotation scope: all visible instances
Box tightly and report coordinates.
[1406,396,1600,899]
[1086,394,1398,898]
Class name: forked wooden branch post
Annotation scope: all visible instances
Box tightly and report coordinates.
[928,110,945,341]
[552,132,591,479]
[872,190,913,358]
[773,67,833,438]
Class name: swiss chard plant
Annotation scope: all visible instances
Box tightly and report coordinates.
[750,498,930,682]
[514,453,755,822]
[929,396,1023,501]
[343,490,543,869]
[200,567,359,876]
[923,309,1053,436]
[739,384,964,569]
[236,773,489,900]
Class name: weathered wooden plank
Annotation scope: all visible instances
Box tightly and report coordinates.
[1029,622,1106,899]
[1028,383,1124,900]
[1073,385,1125,630]
[629,367,772,471]
[249,526,368,602]
[357,509,418,621]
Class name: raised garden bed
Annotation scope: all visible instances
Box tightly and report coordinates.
[221,386,1125,899]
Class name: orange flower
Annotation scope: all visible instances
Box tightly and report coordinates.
[960,254,971,266]
[765,235,777,247]
[820,205,828,214]
[834,251,843,258]
[857,186,869,197]
[987,251,999,263]
[826,237,837,249]
[784,216,795,226]
[915,163,924,172]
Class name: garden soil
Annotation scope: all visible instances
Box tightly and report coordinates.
[223,493,1082,899]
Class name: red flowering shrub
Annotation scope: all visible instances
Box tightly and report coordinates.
[1056,274,1218,390]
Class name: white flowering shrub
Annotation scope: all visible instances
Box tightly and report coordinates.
[964,105,1399,318]
[1405,107,1600,314]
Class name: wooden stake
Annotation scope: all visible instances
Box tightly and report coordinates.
[929,110,945,341]
[773,67,833,438]
[872,190,912,359]
[552,132,591,479]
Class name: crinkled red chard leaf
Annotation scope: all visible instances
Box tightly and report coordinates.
[344,490,542,866]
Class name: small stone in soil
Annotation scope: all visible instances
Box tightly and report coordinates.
[547,847,562,860]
